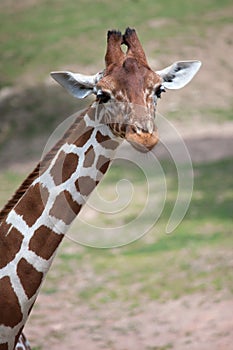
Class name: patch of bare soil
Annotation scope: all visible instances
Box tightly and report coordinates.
[25,292,233,350]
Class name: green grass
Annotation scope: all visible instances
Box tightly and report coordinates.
[205,106,233,122]
[165,105,233,122]
[0,0,232,86]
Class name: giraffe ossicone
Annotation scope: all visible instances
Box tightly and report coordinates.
[0,27,201,350]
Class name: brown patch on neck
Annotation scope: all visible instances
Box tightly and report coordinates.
[50,151,79,186]
[75,176,99,197]
[49,190,82,225]
[29,225,64,260]
[0,276,23,327]
[17,258,43,299]
[83,145,95,168]
[0,221,24,269]
[96,155,111,174]
[96,131,119,150]
[15,183,49,227]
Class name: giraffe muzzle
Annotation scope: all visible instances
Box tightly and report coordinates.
[126,125,159,152]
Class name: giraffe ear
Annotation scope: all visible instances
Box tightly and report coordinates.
[50,71,103,99]
[156,60,201,89]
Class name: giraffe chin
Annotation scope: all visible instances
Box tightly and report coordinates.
[126,131,159,153]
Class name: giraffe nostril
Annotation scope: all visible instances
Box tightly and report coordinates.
[132,120,154,135]
[132,122,142,134]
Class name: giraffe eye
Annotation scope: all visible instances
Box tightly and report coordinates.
[97,91,111,103]
[155,85,166,99]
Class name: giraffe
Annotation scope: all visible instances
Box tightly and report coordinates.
[0,28,201,350]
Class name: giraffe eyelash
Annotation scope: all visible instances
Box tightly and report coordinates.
[155,85,166,99]
[97,91,111,103]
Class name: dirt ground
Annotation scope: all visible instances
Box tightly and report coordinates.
[25,291,233,350]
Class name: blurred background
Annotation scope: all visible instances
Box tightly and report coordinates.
[0,1,232,349]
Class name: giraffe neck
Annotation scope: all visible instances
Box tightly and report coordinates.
[0,103,121,349]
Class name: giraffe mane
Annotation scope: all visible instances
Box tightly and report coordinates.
[0,113,84,223]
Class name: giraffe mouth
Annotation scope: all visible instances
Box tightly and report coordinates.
[126,128,159,152]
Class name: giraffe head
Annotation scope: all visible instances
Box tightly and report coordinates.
[51,28,201,152]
